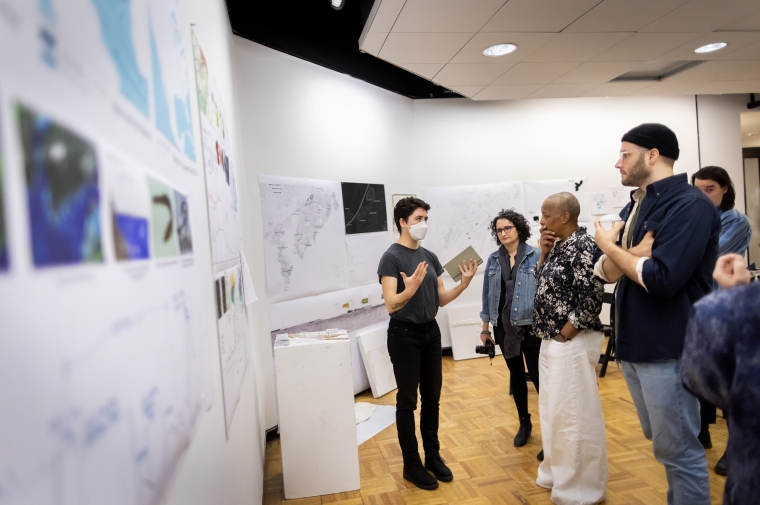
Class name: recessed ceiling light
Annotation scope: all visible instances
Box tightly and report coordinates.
[694,42,727,54]
[331,0,345,10]
[483,44,517,57]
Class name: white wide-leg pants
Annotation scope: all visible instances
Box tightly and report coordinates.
[536,330,608,505]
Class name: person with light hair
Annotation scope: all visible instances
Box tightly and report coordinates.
[533,192,607,505]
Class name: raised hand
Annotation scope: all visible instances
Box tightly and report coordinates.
[457,259,479,287]
[400,261,428,294]
[538,226,557,256]
[713,254,750,289]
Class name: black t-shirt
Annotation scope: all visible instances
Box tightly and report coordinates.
[377,243,444,324]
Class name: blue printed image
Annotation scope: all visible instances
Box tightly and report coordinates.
[112,211,149,260]
[17,104,103,267]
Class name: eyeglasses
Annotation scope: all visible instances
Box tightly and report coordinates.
[496,226,515,235]
[618,149,650,161]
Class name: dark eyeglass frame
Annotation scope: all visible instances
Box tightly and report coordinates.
[496,226,515,235]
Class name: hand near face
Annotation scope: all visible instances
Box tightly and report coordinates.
[458,259,479,287]
[593,220,625,253]
[713,254,751,289]
[538,226,557,255]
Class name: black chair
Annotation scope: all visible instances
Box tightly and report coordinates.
[598,291,616,377]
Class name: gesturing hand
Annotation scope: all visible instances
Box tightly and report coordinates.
[400,261,428,293]
[457,259,479,287]
[713,254,751,289]
[593,220,625,253]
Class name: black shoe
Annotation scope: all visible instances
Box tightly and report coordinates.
[514,414,532,447]
[403,464,439,490]
[424,455,453,482]
[537,449,544,461]
[715,452,728,476]
[698,429,712,449]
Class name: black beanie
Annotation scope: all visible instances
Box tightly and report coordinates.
[621,123,680,161]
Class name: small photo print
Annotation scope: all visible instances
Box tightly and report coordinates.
[174,190,193,255]
[17,103,103,267]
[147,176,179,258]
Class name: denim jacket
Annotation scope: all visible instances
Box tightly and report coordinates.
[480,244,539,327]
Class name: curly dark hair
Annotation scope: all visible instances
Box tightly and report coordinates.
[489,209,531,246]
[393,196,431,233]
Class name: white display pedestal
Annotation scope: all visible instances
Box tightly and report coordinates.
[274,337,360,499]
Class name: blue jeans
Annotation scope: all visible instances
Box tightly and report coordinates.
[621,360,710,505]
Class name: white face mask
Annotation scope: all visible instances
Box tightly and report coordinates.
[405,221,428,241]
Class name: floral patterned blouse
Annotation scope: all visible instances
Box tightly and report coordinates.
[532,227,604,340]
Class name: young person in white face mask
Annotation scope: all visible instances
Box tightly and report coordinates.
[377,197,478,491]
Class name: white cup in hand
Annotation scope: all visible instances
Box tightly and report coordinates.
[598,214,622,230]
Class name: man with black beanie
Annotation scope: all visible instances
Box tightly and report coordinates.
[592,123,719,505]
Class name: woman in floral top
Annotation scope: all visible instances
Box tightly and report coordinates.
[532,192,607,505]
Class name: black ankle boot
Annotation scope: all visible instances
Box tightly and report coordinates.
[425,455,453,482]
[698,426,712,449]
[715,452,728,476]
[403,464,439,490]
[514,414,532,447]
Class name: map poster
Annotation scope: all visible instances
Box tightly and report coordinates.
[259,175,350,304]
[421,182,526,267]
[191,29,247,435]
[341,182,388,234]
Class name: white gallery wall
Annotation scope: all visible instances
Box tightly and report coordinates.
[232,37,749,439]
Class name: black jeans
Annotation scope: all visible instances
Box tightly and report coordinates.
[499,336,540,418]
[387,318,442,467]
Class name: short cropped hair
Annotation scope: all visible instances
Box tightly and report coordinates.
[691,166,736,211]
[489,209,531,245]
[546,192,580,222]
[393,197,431,233]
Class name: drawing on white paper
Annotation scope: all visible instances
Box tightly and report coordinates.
[524,179,591,225]
[610,185,630,208]
[421,182,525,266]
[591,192,608,215]
[259,175,349,303]
[345,232,390,287]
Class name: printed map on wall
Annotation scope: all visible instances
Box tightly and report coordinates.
[259,175,349,303]
[524,179,592,225]
[421,182,526,266]
[0,0,212,504]
[192,30,247,434]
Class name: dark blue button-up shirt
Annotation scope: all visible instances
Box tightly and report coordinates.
[596,173,721,363]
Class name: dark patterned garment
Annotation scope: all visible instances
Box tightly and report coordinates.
[532,227,604,340]
[682,282,760,505]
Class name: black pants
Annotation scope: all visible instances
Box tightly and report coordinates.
[387,318,442,467]
[700,397,717,430]
[499,336,541,418]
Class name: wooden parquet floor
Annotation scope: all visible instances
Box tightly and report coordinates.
[263,343,728,505]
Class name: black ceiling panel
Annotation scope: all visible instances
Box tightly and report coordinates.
[226,0,462,100]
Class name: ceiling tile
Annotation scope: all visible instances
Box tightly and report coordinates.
[564,0,690,33]
[361,32,389,56]
[433,63,514,86]
[630,79,701,96]
[581,81,657,97]
[526,83,599,99]
[400,63,447,79]
[655,32,760,61]
[444,85,486,98]
[591,33,704,61]
[481,0,602,33]
[718,7,760,31]
[391,0,507,33]
[641,0,759,33]
[663,60,748,84]
[492,62,579,85]
[554,61,638,84]
[449,32,557,64]
[523,32,635,63]
[717,61,760,81]
[379,32,475,64]
[716,41,760,61]
[367,0,407,33]
[472,84,545,100]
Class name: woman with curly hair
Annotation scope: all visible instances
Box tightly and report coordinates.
[479,208,542,457]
